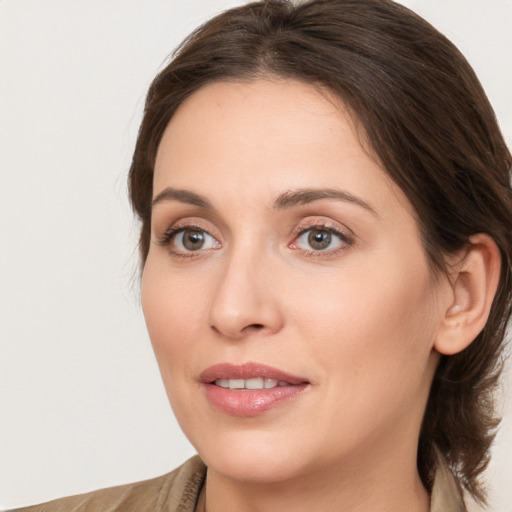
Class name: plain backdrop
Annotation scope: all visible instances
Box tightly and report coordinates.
[0,0,510,510]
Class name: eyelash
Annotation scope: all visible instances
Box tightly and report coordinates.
[290,223,354,256]
[156,221,354,258]
[158,225,195,246]
[157,224,220,258]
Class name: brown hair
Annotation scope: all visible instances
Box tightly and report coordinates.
[129,0,512,503]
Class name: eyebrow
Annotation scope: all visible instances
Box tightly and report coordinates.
[273,188,377,216]
[151,186,377,216]
[152,187,213,209]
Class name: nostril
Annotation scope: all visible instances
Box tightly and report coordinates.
[210,322,266,338]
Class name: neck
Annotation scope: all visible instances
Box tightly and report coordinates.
[202,444,430,512]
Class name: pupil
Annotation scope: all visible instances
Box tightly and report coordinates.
[308,230,331,250]
[183,230,205,250]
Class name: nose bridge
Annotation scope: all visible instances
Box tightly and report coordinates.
[208,238,282,339]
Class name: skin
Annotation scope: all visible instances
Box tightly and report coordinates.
[141,79,459,512]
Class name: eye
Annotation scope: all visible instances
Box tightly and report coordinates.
[160,227,220,254]
[292,226,352,253]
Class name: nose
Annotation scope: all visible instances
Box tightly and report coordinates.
[208,249,284,340]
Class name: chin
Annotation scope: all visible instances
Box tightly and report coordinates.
[192,430,316,484]
[205,452,308,485]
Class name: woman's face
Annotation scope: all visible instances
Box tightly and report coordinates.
[142,79,451,484]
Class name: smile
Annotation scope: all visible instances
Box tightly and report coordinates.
[201,363,310,416]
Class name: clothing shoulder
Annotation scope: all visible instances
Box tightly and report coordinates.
[430,448,467,512]
[8,456,206,512]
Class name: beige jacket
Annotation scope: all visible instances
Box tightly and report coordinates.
[10,455,466,512]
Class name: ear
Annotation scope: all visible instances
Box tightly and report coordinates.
[434,233,501,356]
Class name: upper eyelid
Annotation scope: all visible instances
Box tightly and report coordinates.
[292,217,355,237]
[167,220,213,233]
[295,225,351,239]
[152,211,225,238]
[293,225,353,246]
[162,224,216,240]
[155,217,218,237]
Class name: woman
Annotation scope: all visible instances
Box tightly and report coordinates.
[12,0,511,511]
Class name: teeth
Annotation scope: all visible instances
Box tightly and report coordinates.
[245,378,264,390]
[229,379,245,389]
[214,378,284,390]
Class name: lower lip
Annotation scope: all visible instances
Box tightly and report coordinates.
[203,383,309,417]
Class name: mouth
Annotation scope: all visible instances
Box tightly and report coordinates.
[213,378,293,390]
[200,362,310,417]
[200,361,308,384]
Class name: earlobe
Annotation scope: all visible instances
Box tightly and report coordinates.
[434,233,501,356]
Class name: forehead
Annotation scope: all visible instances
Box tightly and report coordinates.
[153,78,413,219]
[157,79,349,167]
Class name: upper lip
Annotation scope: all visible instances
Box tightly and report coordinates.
[200,362,308,385]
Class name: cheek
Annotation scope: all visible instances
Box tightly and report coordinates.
[290,253,439,386]
[141,257,212,429]
[289,261,439,448]
[141,255,209,369]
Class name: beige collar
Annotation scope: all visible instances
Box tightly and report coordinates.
[430,455,467,512]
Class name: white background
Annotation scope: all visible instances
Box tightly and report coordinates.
[0,0,510,510]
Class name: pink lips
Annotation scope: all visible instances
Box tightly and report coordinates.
[200,362,309,417]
